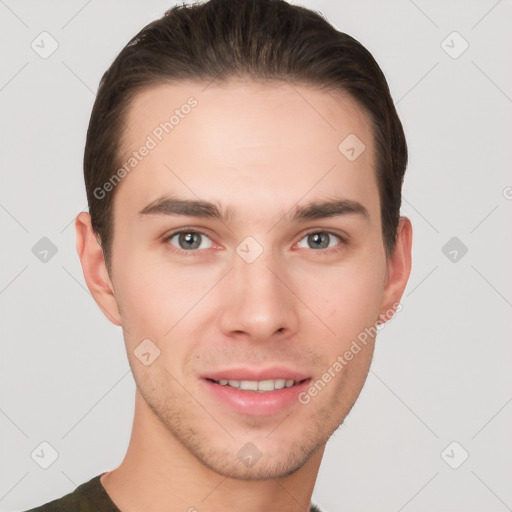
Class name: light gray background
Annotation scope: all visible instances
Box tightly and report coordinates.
[1,0,511,511]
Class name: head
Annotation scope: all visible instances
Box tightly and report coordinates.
[76,0,412,480]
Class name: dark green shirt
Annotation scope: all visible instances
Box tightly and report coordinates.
[24,473,323,511]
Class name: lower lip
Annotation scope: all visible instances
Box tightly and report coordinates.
[202,378,311,416]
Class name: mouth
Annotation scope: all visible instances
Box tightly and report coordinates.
[205,377,310,393]
[201,376,312,416]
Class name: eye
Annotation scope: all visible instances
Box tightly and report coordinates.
[296,231,344,254]
[164,230,213,253]
[163,229,346,256]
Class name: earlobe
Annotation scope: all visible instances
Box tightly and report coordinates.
[75,212,122,326]
[379,216,413,320]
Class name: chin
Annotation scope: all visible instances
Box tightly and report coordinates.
[196,447,313,481]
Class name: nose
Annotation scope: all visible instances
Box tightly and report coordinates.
[218,248,300,342]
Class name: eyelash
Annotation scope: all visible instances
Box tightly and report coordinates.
[162,228,347,257]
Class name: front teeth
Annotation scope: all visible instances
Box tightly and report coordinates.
[216,379,296,391]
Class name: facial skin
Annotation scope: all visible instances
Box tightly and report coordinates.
[75,79,412,512]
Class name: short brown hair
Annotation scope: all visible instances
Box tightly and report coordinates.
[84,0,407,275]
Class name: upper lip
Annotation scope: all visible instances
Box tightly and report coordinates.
[202,366,310,382]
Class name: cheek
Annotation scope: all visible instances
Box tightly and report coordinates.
[112,249,216,355]
[110,250,175,336]
[299,258,386,343]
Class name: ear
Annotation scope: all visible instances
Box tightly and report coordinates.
[379,216,413,321]
[75,212,122,326]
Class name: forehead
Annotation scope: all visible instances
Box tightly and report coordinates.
[114,79,377,224]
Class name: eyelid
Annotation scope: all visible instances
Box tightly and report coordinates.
[162,226,348,241]
[162,226,212,238]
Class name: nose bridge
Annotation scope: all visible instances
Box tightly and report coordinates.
[219,239,298,339]
[238,244,281,296]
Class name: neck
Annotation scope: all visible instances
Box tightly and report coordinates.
[100,389,324,512]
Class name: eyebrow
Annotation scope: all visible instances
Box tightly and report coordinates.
[137,195,369,223]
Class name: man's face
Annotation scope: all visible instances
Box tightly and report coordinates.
[100,80,397,479]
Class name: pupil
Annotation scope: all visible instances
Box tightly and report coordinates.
[310,233,328,249]
[181,233,200,249]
